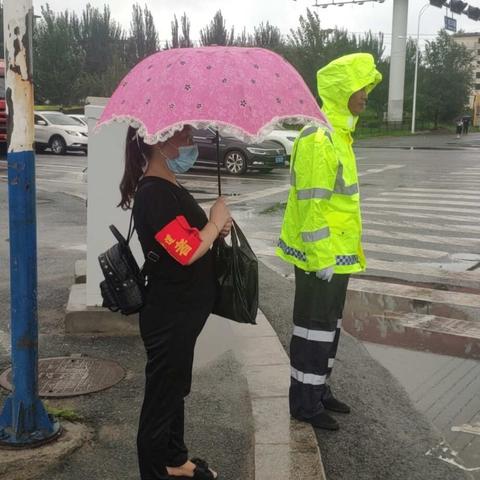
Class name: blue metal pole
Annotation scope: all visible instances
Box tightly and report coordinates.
[0,0,59,446]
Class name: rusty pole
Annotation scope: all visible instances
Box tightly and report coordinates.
[0,0,60,446]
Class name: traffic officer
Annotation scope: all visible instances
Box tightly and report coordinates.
[276,53,382,431]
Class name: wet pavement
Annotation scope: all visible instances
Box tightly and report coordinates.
[1,131,479,478]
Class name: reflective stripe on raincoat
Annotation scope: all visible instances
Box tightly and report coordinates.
[276,53,382,274]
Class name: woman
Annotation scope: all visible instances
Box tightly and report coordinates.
[119,125,231,480]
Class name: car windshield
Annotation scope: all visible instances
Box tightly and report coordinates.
[70,117,86,126]
[42,113,81,126]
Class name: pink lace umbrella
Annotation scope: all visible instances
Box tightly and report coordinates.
[97,46,330,144]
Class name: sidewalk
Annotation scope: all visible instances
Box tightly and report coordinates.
[0,322,254,480]
[0,306,324,480]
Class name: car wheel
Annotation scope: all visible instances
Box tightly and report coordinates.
[35,144,46,153]
[224,150,247,175]
[50,136,67,155]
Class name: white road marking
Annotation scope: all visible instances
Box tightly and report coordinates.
[379,192,479,200]
[363,228,478,248]
[364,218,480,234]
[451,423,480,437]
[0,160,85,171]
[391,187,480,195]
[367,197,479,208]
[0,175,84,185]
[362,202,480,215]
[363,242,448,259]
[362,209,477,224]
[359,164,405,176]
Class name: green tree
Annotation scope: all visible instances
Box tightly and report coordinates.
[253,22,283,50]
[200,10,234,46]
[34,5,85,104]
[129,4,158,62]
[285,10,357,97]
[233,27,251,47]
[167,13,193,49]
[422,29,473,127]
[72,4,124,76]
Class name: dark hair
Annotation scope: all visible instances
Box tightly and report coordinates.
[118,127,153,210]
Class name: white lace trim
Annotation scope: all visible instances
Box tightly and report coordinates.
[95,114,332,144]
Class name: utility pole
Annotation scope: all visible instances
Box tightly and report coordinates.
[387,0,409,124]
[0,0,60,446]
[411,4,430,133]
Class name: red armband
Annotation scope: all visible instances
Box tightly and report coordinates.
[155,216,201,265]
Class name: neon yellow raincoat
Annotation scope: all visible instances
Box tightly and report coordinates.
[276,53,382,274]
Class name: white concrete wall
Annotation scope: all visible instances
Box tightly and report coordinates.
[86,103,143,307]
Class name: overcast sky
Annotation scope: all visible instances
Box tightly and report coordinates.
[32,0,480,53]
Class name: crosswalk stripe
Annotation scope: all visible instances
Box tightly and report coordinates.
[366,197,479,207]
[362,203,480,215]
[363,229,478,248]
[396,187,480,195]
[362,209,479,224]
[364,218,480,234]
[363,242,448,259]
[378,192,479,201]
[419,182,480,188]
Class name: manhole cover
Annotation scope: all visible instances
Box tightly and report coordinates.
[0,355,125,397]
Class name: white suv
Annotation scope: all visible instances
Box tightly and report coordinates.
[34,111,88,155]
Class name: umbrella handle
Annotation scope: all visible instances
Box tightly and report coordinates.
[215,129,222,197]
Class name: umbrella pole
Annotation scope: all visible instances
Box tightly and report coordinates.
[215,130,221,197]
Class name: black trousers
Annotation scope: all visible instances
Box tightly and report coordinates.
[289,267,350,420]
[137,299,212,480]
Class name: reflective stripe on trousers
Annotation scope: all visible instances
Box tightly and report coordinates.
[289,267,350,420]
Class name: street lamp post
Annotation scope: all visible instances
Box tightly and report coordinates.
[412,4,430,134]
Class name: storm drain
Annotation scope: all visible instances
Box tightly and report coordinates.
[0,355,125,397]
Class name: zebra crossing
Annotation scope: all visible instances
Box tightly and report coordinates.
[239,164,480,281]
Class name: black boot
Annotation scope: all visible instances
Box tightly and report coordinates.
[323,387,351,414]
[292,411,339,431]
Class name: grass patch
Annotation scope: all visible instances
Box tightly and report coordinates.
[46,406,83,423]
[260,202,287,215]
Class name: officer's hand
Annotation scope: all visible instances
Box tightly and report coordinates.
[316,267,334,283]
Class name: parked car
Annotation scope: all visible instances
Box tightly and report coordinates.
[34,111,88,155]
[192,128,286,175]
[68,114,87,127]
[264,128,300,163]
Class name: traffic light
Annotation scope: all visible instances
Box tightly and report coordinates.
[429,0,447,7]
[450,0,468,14]
[467,5,480,20]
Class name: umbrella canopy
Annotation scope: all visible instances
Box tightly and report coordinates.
[97,46,330,144]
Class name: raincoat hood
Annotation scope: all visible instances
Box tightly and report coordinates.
[317,53,382,133]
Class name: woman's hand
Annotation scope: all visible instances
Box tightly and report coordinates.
[220,217,233,238]
[209,197,230,233]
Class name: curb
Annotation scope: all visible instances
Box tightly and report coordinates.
[0,422,92,480]
[231,311,327,480]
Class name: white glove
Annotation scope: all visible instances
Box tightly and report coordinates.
[316,267,334,283]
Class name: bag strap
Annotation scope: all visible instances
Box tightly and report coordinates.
[126,208,135,244]
[215,129,222,197]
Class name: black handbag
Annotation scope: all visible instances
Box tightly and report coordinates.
[98,212,146,315]
[212,220,258,324]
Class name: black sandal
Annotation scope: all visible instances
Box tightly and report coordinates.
[191,458,218,480]
[169,458,218,480]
